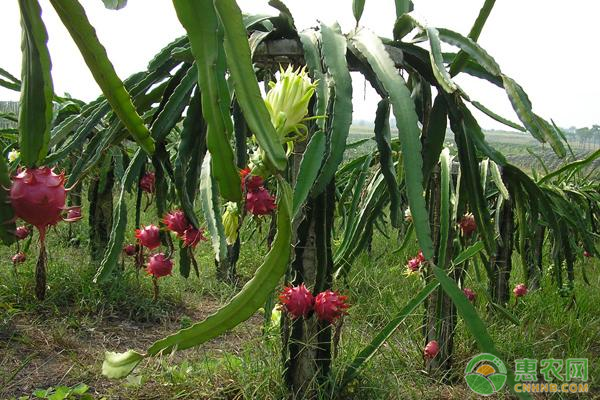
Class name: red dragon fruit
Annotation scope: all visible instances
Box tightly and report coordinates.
[240,168,264,192]
[163,210,190,237]
[146,253,173,278]
[513,283,528,298]
[12,252,26,264]
[314,290,349,323]
[135,224,161,250]
[463,287,476,302]
[15,226,30,240]
[279,284,314,319]
[246,187,276,215]
[406,257,422,272]
[459,213,477,237]
[424,340,440,359]
[406,250,426,274]
[583,250,592,258]
[10,167,70,300]
[182,227,207,248]
[139,172,155,193]
[10,167,67,234]
[123,244,136,256]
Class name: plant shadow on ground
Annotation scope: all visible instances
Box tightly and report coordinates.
[0,220,599,399]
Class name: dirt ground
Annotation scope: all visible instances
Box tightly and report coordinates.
[0,297,262,399]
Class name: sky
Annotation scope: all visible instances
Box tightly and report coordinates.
[1,1,598,130]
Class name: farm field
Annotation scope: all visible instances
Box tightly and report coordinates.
[1,1,600,399]
[1,218,599,399]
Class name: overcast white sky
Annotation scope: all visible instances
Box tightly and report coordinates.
[1,1,598,130]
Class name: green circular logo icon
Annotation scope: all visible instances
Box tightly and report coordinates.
[464,353,507,396]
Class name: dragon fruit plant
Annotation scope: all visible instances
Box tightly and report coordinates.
[9,167,82,300]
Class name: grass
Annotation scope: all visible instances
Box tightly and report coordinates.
[0,214,598,399]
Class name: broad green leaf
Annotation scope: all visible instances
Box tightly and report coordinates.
[179,240,191,279]
[102,178,292,377]
[452,241,484,265]
[214,0,288,172]
[310,22,353,196]
[350,27,434,260]
[438,148,451,268]
[538,148,600,184]
[147,36,188,72]
[174,89,204,228]
[394,0,413,18]
[335,172,388,275]
[449,111,496,254]
[341,281,439,387]
[334,154,372,267]
[437,28,500,77]
[102,349,144,379]
[421,94,448,181]
[49,0,155,155]
[94,150,143,283]
[0,67,20,84]
[373,99,401,227]
[469,100,525,132]
[501,75,565,157]
[489,160,509,200]
[102,0,127,10]
[448,0,496,76]
[352,0,365,25]
[426,27,458,94]
[432,265,530,399]
[172,0,241,201]
[299,30,327,130]
[293,131,325,218]
[200,154,228,263]
[460,101,507,165]
[18,0,54,166]
[150,64,196,141]
[0,153,16,245]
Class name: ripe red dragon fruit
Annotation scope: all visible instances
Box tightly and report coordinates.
[239,168,264,192]
[513,283,528,298]
[182,227,207,248]
[583,250,592,258]
[10,167,67,234]
[417,250,425,263]
[246,187,276,215]
[12,252,26,264]
[135,224,161,250]
[146,253,173,278]
[139,172,155,193]
[406,257,422,272]
[279,284,314,319]
[424,340,440,359]
[10,167,72,300]
[163,210,189,237]
[459,213,477,237]
[314,290,349,323]
[15,226,30,240]
[65,206,82,222]
[123,244,136,256]
[463,287,476,302]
